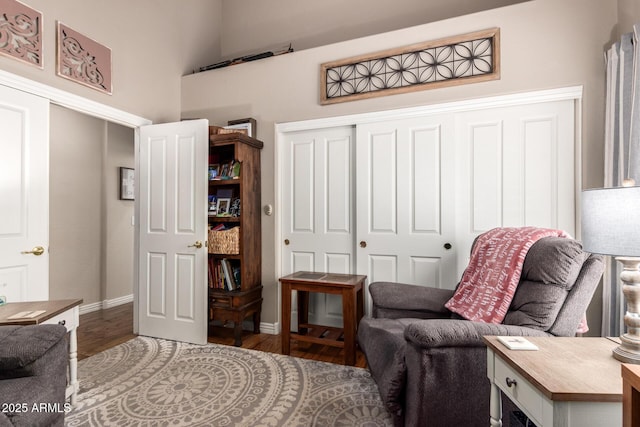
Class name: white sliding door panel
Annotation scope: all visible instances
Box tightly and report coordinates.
[326,139,351,233]
[282,126,355,328]
[357,115,457,313]
[292,141,314,232]
[369,131,397,233]
[412,127,442,233]
[455,100,575,277]
[523,117,556,227]
[471,122,503,232]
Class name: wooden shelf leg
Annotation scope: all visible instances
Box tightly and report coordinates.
[233,321,243,347]
[281,282,292,355]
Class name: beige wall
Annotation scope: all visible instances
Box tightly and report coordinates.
[616,0,640,38]
[220,0,530,59]
[2,0,222,123]
[49,105,134,306]
[49,106,104,303]
[105,123,135,301]
[182,0,618,334]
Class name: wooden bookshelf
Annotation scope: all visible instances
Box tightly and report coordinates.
[207,129,263,346]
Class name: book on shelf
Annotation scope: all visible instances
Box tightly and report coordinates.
[208,257,239,291]
[221,258,237,291]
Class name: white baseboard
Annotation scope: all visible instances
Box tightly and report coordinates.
[79,294,134,315]
[260,321,279,335]
[80,295,279,336]
[103,294,134,309]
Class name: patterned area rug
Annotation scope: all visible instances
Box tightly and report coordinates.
[65,336,392,426]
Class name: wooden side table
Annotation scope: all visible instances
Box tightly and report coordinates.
[622,363,640,427]
[484,336,622,427]
[0,299,83,405]
[279,271,366,366]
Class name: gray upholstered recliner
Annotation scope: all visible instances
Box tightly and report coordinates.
[0,324,69,427]
[357,235,605,427]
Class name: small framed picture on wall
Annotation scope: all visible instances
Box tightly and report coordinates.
[120,167,134,200]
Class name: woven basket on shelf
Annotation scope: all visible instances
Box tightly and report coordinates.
[208,227,240,254]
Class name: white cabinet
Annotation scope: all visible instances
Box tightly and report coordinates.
[485,336,622,427]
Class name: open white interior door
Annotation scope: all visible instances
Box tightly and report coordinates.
[0,85,49,302]
[138,119,209,344]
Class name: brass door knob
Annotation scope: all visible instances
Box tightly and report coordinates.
[284,239,290,245]
[360,241,367,248]
[21,246,45,256]
[188,241,203,248]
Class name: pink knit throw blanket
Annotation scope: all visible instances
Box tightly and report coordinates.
[445,227,569,324]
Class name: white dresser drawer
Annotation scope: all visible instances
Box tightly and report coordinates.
[42,307,78,332]
[494,356,544,424]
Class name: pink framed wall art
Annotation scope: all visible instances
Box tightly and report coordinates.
[0,0,43,68]
[56,22,112,95]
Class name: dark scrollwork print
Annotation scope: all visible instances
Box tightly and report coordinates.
[0,0,42,67]
[56,22,112,94]
[60,28,106,90]
[321,28,499,104]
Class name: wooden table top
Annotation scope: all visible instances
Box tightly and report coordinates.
[279,271,367,288]
[0,299,83,325]
[484,336,622,402]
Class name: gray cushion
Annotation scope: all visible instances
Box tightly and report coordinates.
[503,280,569,330]
[504,237,587,331]
[520,237,586,288]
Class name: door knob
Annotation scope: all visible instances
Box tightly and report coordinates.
[360,241,367,248]
[444,243,452,250]
[21,246,45,256]
[284,239,290,245]
[188,241,203,248]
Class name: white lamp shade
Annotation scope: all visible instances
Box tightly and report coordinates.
[581,186,640,257]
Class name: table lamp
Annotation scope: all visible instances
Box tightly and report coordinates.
[582,186,640,363]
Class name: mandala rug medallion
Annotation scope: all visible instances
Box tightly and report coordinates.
[65,336,392,426]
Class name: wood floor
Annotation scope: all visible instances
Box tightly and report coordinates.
[77,302,367,368]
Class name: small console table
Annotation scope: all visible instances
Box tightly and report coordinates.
[0,299,83,405]
[280,271,366,366]
[484,336,622,427]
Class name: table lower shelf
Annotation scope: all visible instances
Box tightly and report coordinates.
[291,323,345,348]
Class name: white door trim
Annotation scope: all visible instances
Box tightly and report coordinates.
[0,69,151,127]
[275,86,583,133]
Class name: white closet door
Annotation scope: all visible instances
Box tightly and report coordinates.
[281,126,355,327]
[454,100,575,278]
[0,85,49,302]
[356,115,458,311]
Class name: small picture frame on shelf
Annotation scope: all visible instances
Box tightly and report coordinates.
[119,167,134,200]
[231,161,241,178]
[217,198,231,215]
[209,164,219,180]
[225,118,256,138]
[219,163,230,178]
[230,198,241,217]
[208,195,217,215]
